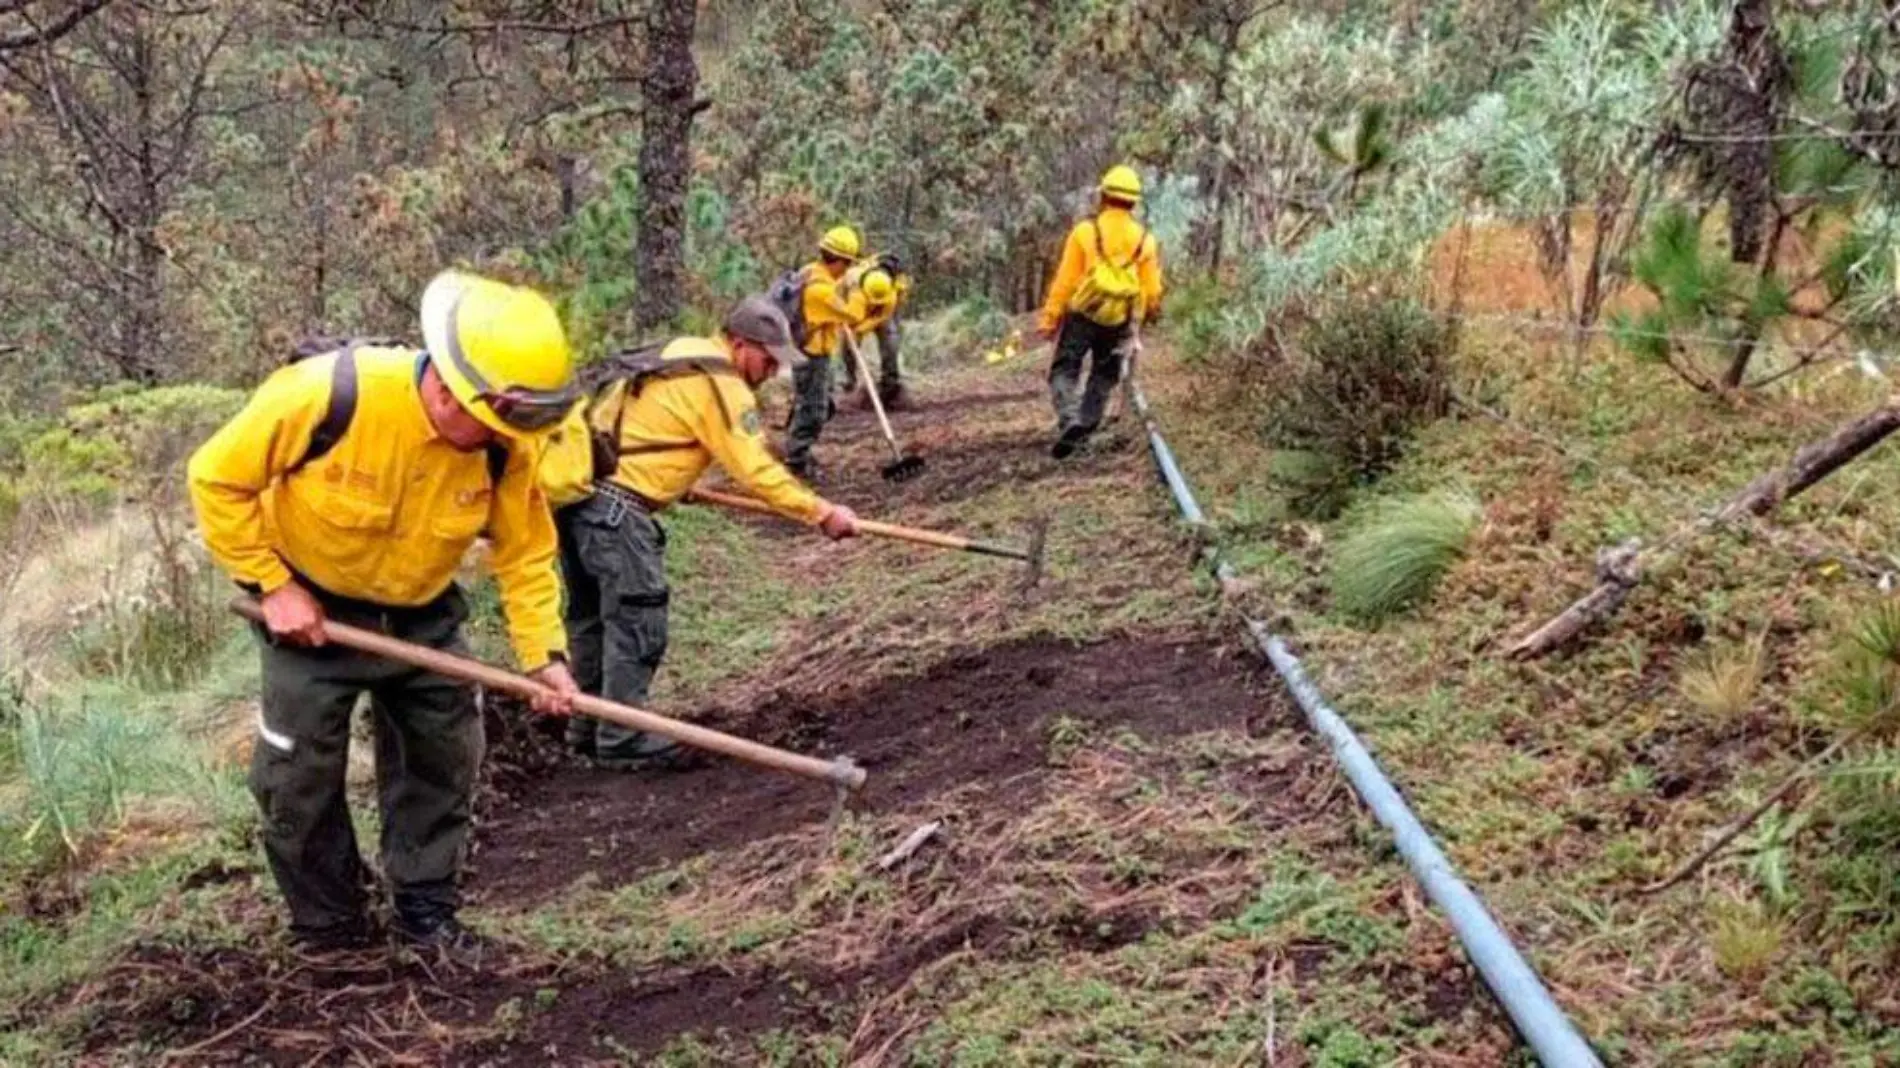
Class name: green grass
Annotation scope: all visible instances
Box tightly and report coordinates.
[1157,313,1900,1063]
[1329,488,1480,625]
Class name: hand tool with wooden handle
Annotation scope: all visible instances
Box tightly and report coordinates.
[842,331,926,482]
[685,486,1046,586]
[230,597,865,789]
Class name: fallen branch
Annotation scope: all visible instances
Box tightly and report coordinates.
[1507,401,1900,660]
[876,820,944,871]
[1639,730,1857,895]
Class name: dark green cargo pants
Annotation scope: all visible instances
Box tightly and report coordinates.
[839,320,903,396]
[557,489,676,761]
[784,353,833,477]
[250,585,479,940]
[1049,313,1130,434]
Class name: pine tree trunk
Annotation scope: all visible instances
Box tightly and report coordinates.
[632,0,700,333]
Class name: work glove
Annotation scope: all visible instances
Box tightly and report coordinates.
[817,502,861,540]
[260,582,328,646]
[530,659,581,716]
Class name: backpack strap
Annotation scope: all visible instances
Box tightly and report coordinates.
[607,355,745,455]
[484,442,510,485]
[290,348,360,473]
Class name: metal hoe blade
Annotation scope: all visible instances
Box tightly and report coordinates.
[882,453,927,482]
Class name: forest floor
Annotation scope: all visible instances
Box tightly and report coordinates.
[12,225,1900,1065]
[6,356,1520,1066]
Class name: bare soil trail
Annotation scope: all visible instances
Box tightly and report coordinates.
[57,359,1515,1065]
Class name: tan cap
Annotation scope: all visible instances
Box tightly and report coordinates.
[725,296,806,371]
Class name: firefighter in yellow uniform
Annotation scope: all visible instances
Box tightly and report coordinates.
[839,256,913,410]
[544,296,860,768]
[188,271,582,957]
[778,225,871,481]
[1038,165,1165,458]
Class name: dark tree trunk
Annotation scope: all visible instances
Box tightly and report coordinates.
[632,0,699,332]
[1722,0,1777,270]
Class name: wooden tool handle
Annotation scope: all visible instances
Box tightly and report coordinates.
[843,333,903,457]
[686,486,1003,556]
[230,598,865,790]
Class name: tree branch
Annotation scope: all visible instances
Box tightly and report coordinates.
[0,0,114,53]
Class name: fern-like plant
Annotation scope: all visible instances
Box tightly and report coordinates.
[1331,489,1481,625]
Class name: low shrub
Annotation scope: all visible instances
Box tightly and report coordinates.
[1267,292,1452,518]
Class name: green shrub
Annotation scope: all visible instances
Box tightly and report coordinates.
[1330,489,1480,625]
[1267,293,1451,518]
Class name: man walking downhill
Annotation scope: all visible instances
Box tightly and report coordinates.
[1038,165,1165,458]
[188,271,582,957]
[779,225,870,482]
[546,297,860,768]
[840,253,913,411]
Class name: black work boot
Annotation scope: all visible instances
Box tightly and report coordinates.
[879,383,914,412]
[290,916,377,956]
[396,901,485,967]
[1051,423,1090,459]
[594,739,709,774]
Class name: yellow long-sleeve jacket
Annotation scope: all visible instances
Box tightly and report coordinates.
[603,336,825,523]
[798,262,869,358]
[847,264,908,337]
[1038,206,1165,334]
[187,347,567,670]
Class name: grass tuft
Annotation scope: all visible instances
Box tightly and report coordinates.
[1330,489,1480,625]
[1678,637,1766,723]
[1710,899,1784,984]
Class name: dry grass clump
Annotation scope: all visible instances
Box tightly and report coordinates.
[1678,637,1766,723]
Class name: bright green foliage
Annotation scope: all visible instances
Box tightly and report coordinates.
[1330,489,1480,625]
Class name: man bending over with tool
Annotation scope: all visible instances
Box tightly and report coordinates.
[839,252,913,411]
[541,296,860,769]
[188,271,582,958]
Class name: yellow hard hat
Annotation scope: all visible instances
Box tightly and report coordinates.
[862,268,895,305]
[819,225,862,259]
[420,271,577,440]
[1099,165,1142,204]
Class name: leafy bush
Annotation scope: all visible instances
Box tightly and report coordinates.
[1266,293,1451,518]
[1330,489,1480,625]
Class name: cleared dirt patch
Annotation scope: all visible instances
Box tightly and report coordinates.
[472,634,1278,906]
[72,942,842,1066]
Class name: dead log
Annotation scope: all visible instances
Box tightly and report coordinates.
[1507,402,1900,660]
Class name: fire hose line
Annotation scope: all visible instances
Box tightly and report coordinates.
[1127,378,1605,1068]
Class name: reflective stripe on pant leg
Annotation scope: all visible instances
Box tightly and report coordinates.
[252,638,372,934]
